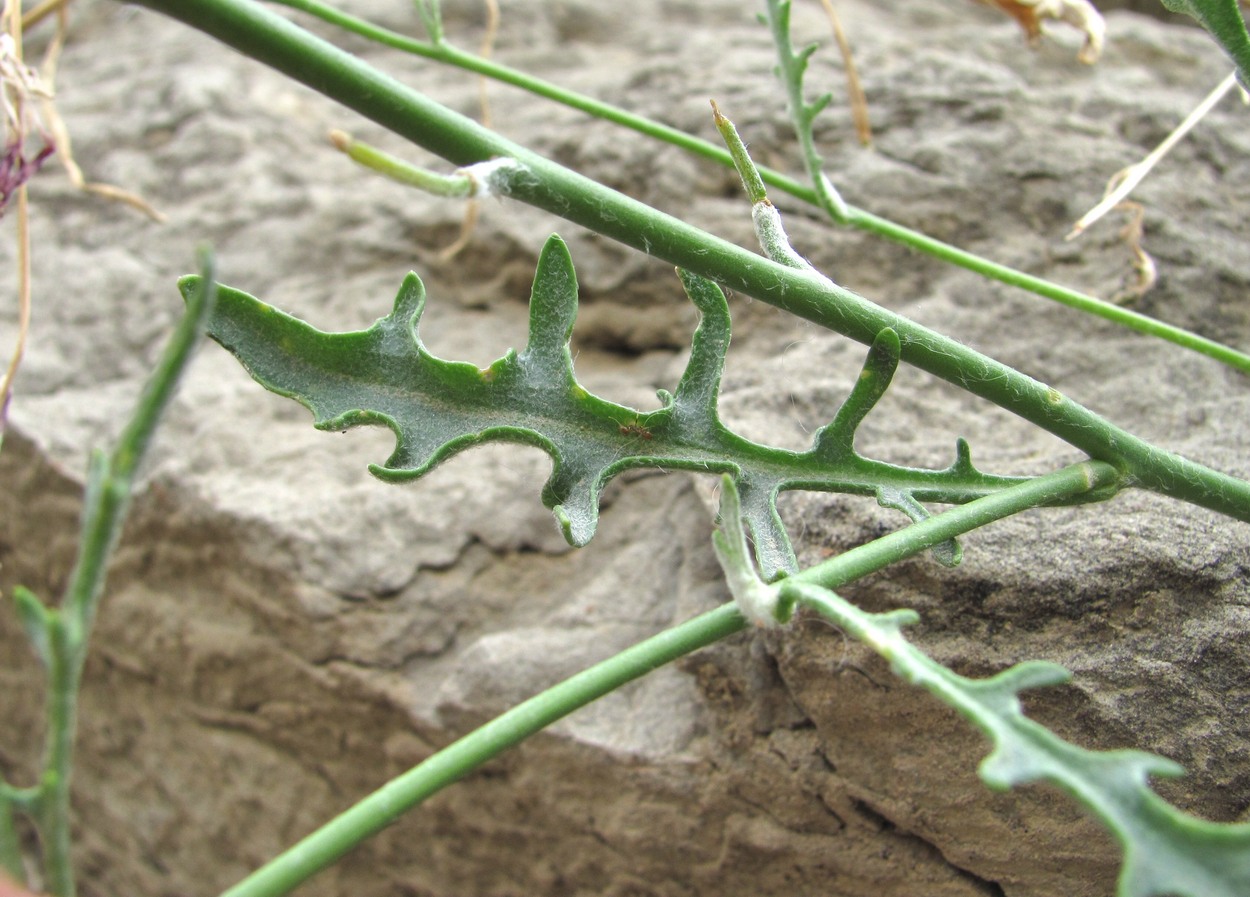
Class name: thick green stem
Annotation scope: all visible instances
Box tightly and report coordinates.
[124,0,1250,526]
[268,0,1250,376]
[219,603,748,897]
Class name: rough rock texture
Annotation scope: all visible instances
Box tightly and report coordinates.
[0,1,1247,896]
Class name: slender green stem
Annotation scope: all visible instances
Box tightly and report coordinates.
[712,102,818,272]
[223,458,1112,897]
[0,255,217,897]
[710,100,767,206]
[266,0,1250,376]
[119,0,1250,525]
[330,130,473,196]
[762,0,1250,376]
[63,255,218,641]
[38,613,74,897]
[789,460,1120,593]
[0,790,24,882]
[845,205,1250,374]
[765,0,851,222]
[219,603,748,897]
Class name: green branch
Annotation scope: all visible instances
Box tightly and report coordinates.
[762,0,1250,374]
[1,254,217,897]
[122,0,1250,527]
[220,461,1111,897]
[218,602,744,897]
[267,0,1250,376]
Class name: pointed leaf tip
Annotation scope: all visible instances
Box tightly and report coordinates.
[177,274,201,304]
[952,437,975,475]
[520,235,579,380]
[390,272,427,326]
[553,491,599,548]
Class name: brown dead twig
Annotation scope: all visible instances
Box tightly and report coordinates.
[0,0,47,436]
[816,0,872,147]
[1069,72,1247,303]
[35,2,165,221]
[438,0,498,261]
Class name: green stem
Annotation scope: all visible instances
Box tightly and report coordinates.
[222,458,1112,897]
[845,206,1250,374]
[125,0,1250,525]
[710,100,768,206]
[62,257,217,640]
[790,460,1120,593]
[765,0,851,222]
[219,603,748,897]
[12,255,218,897]
[0,789,24,882]
[268,0,1250,376]
[762,0,1250,376]
[330,130,473,196]
[38,614,75,897]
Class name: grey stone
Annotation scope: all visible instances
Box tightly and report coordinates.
[0,1,1246,895]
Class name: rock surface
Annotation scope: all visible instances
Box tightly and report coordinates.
[1,1,1247,895]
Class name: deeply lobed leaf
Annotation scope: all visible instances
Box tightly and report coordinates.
[785,580,1250,897]
[183,234,1028,578]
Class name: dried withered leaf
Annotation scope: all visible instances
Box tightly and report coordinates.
[977,0,1106,63]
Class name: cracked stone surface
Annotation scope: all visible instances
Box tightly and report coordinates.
[1,1,1247,895]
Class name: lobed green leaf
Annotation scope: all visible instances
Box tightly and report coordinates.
[786,580,1250,897]
[182,235,1029,579]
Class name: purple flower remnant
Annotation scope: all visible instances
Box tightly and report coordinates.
[1,31,57,218]
[0,136,53,217]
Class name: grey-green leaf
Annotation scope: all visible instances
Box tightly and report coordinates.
[789,581,1250,897]
[186,235,1031,576]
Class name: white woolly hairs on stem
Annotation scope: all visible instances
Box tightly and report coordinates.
[751,200,834,287]
[459,157,530,199]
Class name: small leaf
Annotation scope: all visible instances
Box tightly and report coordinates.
[12,587,51,669]
[711,476,787,626]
